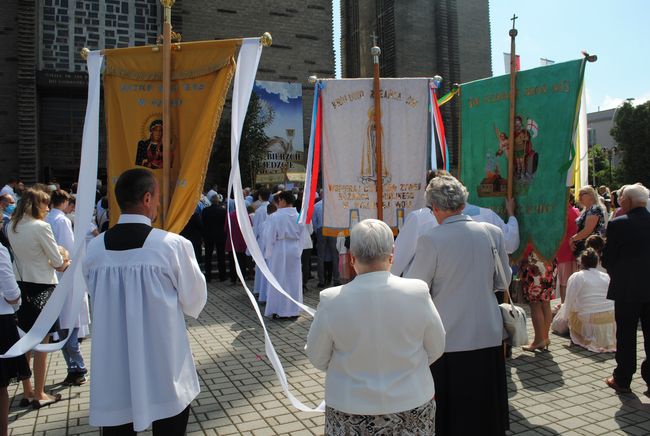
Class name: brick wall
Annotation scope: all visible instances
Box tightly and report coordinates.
[0,0,19,180]
[180,0,335,182]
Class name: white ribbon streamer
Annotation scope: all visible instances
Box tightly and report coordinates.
[2,51,102,357]
[226,38,324,412]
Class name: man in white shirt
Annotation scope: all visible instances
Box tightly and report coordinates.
[392,171,519,277]
[83,169,207,434]
[46,190,89,387]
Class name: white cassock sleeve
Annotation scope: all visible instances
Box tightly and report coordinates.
[173,237,207,319]
[404,234,437,291]
[55,217,75,253]
[305,296,333,371]
[391,211,420,276]
[482,208,519,254]
[263,216,277,260]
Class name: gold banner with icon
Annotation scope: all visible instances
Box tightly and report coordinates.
[104,39,239,232]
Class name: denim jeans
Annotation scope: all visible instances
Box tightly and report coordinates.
[61,328,87,374]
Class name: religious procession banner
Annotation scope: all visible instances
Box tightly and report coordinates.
[320,78,429,236]
[253,81,305,185]
[104,40,238,233]
[459,59,586,260]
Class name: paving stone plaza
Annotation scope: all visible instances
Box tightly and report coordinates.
[6,280,650,435]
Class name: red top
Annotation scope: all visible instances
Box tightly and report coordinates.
[556,205,580,263]
[224,210,250,253]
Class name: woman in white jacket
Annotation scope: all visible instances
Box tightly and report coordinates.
[307,219,445,435]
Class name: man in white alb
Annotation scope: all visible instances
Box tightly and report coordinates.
[83,169,207,434]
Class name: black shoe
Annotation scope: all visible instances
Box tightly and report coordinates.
[62,372,87,386]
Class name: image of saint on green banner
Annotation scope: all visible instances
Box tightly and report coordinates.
[459,59,586,261]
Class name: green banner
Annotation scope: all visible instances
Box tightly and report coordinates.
[459,59,585,261]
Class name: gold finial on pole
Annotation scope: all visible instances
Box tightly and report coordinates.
[80,47,90,60]
[160,0,176,22]
[261,32,273,47]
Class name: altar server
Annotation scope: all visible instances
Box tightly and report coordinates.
[263,191,304,318]
[83,169,207,434]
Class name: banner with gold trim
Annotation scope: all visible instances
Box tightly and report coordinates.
[104,39,239,233]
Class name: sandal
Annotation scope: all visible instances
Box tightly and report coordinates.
[19,397,33,407]
[31,393,62,409]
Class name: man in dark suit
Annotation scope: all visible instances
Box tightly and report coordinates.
[202,194,227,282]
[602,183,650,396]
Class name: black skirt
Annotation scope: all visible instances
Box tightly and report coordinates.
[0,314,32,388]
[431,345,509,436]
[16,281,58,334]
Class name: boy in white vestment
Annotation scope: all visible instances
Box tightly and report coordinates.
[83,169,207,434]
[264,191,304,318]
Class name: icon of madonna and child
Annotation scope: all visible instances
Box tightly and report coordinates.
[478,115,539,197]
[134,119,175,170]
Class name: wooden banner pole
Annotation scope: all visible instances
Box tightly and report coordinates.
[506,14,518,201]
[371,44,384,221]
[161,0,175,228]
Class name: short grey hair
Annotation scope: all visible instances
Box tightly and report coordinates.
[622,183,649,205]
[349,219,394,263]
[425,175,468,211]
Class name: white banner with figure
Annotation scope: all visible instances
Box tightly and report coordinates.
[320,78,429,236]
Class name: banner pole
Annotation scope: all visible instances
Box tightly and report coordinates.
[371,44,383,221]
[161,0,175,227]
[507,14,518,200]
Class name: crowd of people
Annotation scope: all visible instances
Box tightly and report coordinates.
[1,169,650,435]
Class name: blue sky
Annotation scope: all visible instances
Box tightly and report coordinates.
[332,0,650,113]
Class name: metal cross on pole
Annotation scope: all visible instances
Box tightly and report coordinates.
[506,14,518,200]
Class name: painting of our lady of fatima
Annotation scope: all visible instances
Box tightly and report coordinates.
[135,115,175,170]
[478,114,539,197]
[359,107,391,184]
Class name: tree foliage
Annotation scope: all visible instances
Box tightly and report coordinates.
[588,144,616,187]
[210,93,273,188]
[610,101,650,187]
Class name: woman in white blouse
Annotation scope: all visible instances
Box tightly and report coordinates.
[306,219,445,435]
[565,248,616,352]
[7,188,70,408]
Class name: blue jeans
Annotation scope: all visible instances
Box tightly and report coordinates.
[61,328,86,374]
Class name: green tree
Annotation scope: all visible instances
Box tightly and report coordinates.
[587,144,613,187]
[210,93,273,187]
[610,100,650,187]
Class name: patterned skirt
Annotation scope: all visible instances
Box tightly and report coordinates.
[325,399,435,436]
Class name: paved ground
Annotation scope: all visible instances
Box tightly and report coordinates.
[6,279,650,435]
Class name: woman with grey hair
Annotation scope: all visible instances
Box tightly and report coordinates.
[306,219,445,435]
[406,175,511,435]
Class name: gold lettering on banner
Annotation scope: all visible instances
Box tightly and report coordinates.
[328,183,420,210]
[330,88,420,109]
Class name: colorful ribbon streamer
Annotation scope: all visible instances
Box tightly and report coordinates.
[298,82,323,224]
[430,82,450,171]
